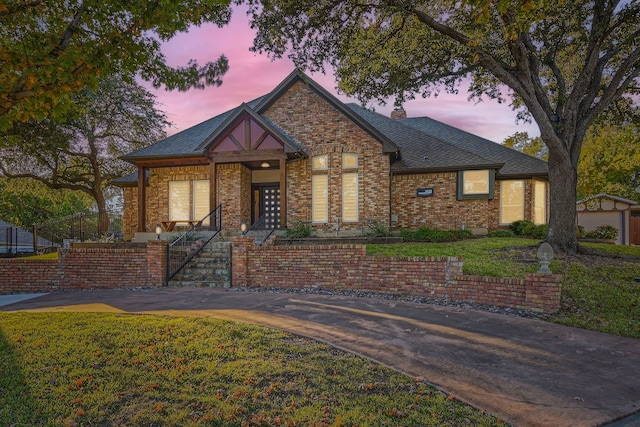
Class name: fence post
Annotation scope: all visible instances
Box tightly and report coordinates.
[33,224,38,254]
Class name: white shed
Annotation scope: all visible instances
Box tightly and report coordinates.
[576,194,639,245]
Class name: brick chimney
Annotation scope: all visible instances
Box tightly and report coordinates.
[390,106,407,119]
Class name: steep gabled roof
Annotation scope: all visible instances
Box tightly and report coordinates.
[256,69,399,154]
[398,116,548,178]
[346,104,503,173]
[121,96,267,162]
[195,103,308,155]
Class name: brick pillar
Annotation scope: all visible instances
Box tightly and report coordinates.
[231,236,254,287]
[147,240,169,286]
[524,273,562,313]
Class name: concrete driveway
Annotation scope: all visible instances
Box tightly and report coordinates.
[1,287,639,427]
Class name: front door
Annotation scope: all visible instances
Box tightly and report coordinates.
[252,184,280,229]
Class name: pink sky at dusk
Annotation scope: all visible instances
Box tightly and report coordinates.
[147,6,540,144]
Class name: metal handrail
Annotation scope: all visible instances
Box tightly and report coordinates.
[166,204,222,282]
[242,215,277,246]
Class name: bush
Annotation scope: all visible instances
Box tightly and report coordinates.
[585,224,619,240]
[400,227,472,242]
[367,220,391,237]
[488,229,515,238]
[285,221,313,238]
[531,224,549,239]
[509,220,535,236]
[508,220,547,239]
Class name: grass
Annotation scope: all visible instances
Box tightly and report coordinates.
[16,251,58,260]
[368,237,640,338]
[0,312,504,427]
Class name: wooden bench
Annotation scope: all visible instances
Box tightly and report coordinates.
[160,220,200,232]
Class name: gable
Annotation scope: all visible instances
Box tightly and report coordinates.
[211,116,283,154]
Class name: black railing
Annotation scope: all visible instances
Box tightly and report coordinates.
[33,210,123,253]
[0,225,51,257]
[242,215,277,246]
[167,204,222,282]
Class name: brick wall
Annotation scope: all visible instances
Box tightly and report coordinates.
[392,173,542,231]
[232,236,561,313]
[264,81,391,231]
[0,240,168,294]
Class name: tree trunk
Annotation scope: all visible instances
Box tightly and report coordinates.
[546,152,579,254]
[94,191,110,237]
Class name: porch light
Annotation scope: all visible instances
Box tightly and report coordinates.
[155,224,162,240]
[261,161,270,168]
[240,221,247,233]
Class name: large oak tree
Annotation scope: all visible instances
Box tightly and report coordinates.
[247,0,640,253]
[0,0,231,131]
[0,76,167,235]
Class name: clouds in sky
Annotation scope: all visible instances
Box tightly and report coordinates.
[147,6,540,144]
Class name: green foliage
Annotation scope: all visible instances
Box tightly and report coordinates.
[0,313,502,426]
[400,227,473,242]
[285,220,313,238]
[502,132,548,160]
[367,220,391,237]
[509,220,535,235]
[0,177,92,227]
[0,76,167,233]
[577,123,640,201]
[0,1,231,130]
[584,225,619,241]
[487,229,515,238]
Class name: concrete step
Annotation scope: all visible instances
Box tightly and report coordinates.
[169,239,232,288]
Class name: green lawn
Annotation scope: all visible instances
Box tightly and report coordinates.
[368,238,640,338]
[0,312,505,426]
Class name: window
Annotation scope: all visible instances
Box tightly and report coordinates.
[193,180,210,225]
[533,180,547,224]
[312,154,328,171]
[342,173,358,222]
[342,153,358,169]
[169,180,210,223]
[500,180,525,224]
[457,170,494,200]
[312,174,328,223]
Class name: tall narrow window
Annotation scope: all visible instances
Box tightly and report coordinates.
[500,180,525,224]
[193,180,210,225]
[169,181,190,221]
[342,173,358,222]
[312,174,328,223]
[533,180,547,224]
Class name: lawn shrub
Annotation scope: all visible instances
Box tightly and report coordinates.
[400,227,473,242]
[367,220,391,237]
[508,220,547,239]
[584,224,619,240]
[285,221,313,238]
[487,229,515,238]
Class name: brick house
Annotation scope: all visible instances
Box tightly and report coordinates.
[116,70,548,238]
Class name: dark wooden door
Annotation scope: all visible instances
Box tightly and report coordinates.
[252,184,280,229]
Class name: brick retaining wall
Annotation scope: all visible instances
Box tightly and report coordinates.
[0,240,168,294]
[232,236,561,313]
